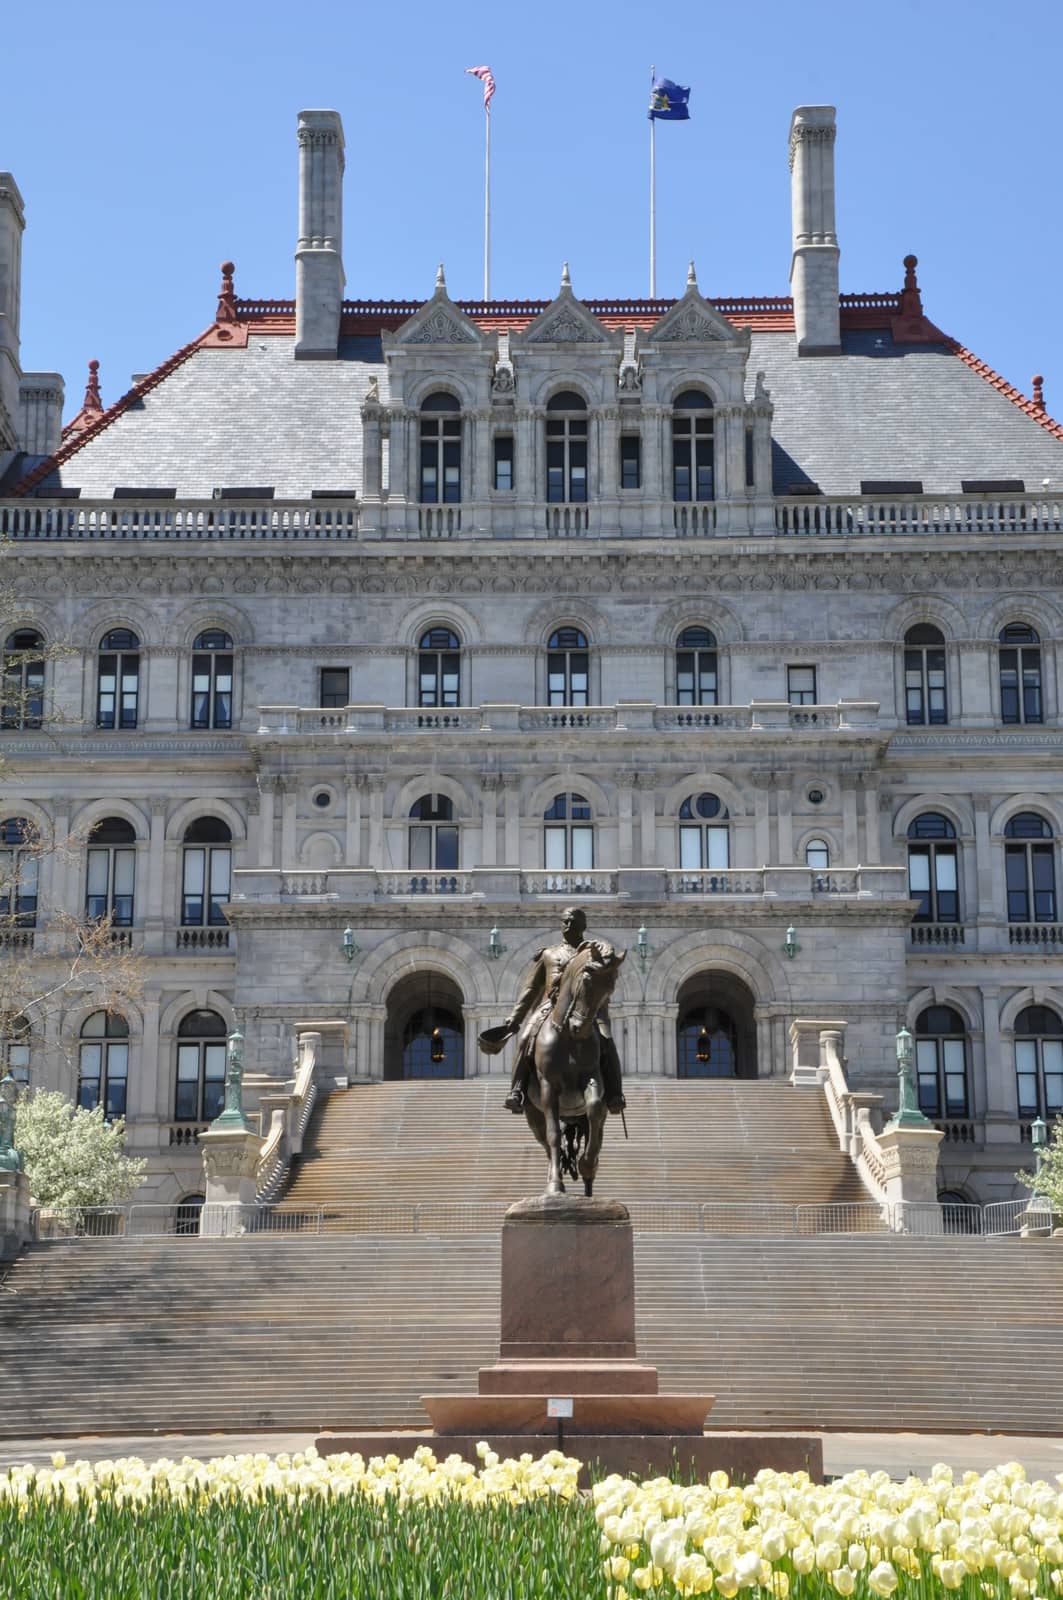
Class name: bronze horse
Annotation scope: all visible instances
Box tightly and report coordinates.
[524,940,626,1196]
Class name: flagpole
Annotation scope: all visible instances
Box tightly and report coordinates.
[484,101,491,301]
[649,64,656,299]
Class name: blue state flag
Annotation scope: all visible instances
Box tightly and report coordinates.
[648,77,690,121]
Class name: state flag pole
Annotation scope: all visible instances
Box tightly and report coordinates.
[649,63,657,299]
[484,94,491,300]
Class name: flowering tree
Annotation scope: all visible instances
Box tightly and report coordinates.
[1024,1115,1063,1215]
[13,1091,146,1210]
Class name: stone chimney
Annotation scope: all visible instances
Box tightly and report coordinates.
[0,173,25,451]
[294,110,346,359]
[18,374,64,456]
[788,106,841,355]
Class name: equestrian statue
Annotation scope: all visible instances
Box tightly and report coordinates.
[479,907,626,1196]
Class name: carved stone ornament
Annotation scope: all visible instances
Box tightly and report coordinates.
[406,309,476,345]
[617,330,642,393]
[527,305,606,344]
[492,331,516,396]
[656,305,725,342]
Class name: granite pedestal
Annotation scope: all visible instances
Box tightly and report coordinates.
[317,1193,823,1480]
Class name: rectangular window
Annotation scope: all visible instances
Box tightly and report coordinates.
[934,848,958,922]
[706,827,730,869]
[435,827,459,871]
[569,440,587,502]
[570,826,594,871]
[175,1044,201,1121]
[916,1039,941,1117]
[104,1043,129,1118]
[320,668,350,709]
[182,848,205,926]
[203,1043,227,1120]
[1016,1039,1040,1117]
[1045,1039,1063,1114]
[409,827,432,871]
[620,435,641,490]
[1005,847,1031,921]
[78,1044,102,1110]
[787,666,817,705]
[544,828,567,871]
[493,435,514,491]
[1031,844,1057,921]
[942,1038,967,1117]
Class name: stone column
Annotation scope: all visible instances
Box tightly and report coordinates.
[480,774,501,867]
[344,773,364,865]
[515,408,535,510]
[360,403,382,501]
[862,777,881,865]
[279,777,298,867]
[502,775,521,866]
[257,777,277,868]
[776,784,793,865]
[294,110,345,359]
[144,797,167,954]
[635,773,656,866]
[982,985,1019,1140]
[616,772,635,867]
[598,405,620,499]
[132,991,161,1127]
[367,777,386,868]
[752,771,772,865]
[841,776,859,861]
[973,793,994,926]
[471,407,491,503]
[789,106,840,354]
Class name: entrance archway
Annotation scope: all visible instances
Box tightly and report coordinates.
[676,971,757,1079]
[384,970,465,1080]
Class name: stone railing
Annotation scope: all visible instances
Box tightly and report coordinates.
[175,927,232,952]
[255,700,881,737]
[231,863,909,906]
[1009,923,1063,948]
[774,494,1063,538]
[910,923,966,947]
[817,1026,890,1205]
[0,499,361,541]
[255,1029,320,1205]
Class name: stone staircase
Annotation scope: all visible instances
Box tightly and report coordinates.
[2,1233,1061,1436]
[280,1079,871,1210]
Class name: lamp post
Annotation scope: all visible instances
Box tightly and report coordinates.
[1031,1114,1048,1178]
[886,1025,932,1129]
[209,1028,253,1133]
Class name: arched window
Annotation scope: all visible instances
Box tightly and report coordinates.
[175,1009,228,1122]
[86,817,136,926]
[1014,1005,1063,1119]
[999,623,1042,725]
[904,624,947,726]
[2,629,45,730]
[191,630,233,730]
[544,793,593,871]
[915,1005,969,1118]
[181,819,232,927]
[672,390,714,502]
[1004,812,1056,923]
[547,627,589,707]
[417,628,461,708]
[678,1007,737,1078]
[675,627,718,706]
[0,817,39,928]
[679,793,730,874]
[907,813,959,924]
[409,795,458,871]
[805,838,830,871]
[97,629,141,730]
[419,392,461,504]
[0,1015,30,1084]
[545,391,588,503]
[402,1006,464,1079]
[78,1011,129,1117]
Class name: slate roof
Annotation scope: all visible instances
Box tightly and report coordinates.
[11,294,1063,502]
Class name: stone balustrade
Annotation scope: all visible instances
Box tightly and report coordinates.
[254,700,881,737]
[230,864,909,905]
[5,492,1059,543]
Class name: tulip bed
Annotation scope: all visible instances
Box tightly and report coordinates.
[0,1448,1061,1600]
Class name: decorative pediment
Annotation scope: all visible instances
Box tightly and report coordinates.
[649,263,745,344]
[522,264,610,345]
[390,265,481,347]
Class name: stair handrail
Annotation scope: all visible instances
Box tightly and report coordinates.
[255,1030,321,1205]
[818,1027,889,1204]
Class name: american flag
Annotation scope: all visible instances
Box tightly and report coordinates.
[465,64,496,113]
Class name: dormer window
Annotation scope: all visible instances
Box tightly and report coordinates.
[545,391,588,503]
[672,390,714,502]
[420,393,461,504]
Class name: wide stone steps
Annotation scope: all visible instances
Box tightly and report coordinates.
[281,1080,869,1209]
[2,1235,1061,1437]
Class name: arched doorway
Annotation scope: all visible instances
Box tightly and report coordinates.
[383,970,465,1080]
[676,972,757,1079]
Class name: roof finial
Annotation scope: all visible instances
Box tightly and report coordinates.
[1032,375,1046,414]
[435,261,447,292]
[83,359,103,418]
[216,261,237,324]
[687,259,698,290]
[561,261,571,290]
[900,253,924,319]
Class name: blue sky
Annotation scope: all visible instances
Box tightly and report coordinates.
[3,0,1059,419]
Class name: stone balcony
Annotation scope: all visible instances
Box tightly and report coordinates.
[253,700,882,738]
[3,491,1059,543]
[230,864,909,907]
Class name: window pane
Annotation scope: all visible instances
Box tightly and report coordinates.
[203,1043,227,1081]
[934,850,957,892]
[435,827,459,871]
[545,828,567,870]
[679,826,701,870]
[209,850,231,898]
[706,827,730,869]
[1005,848,1030,921]
[570,827,594,871]
[1032,846,1057,920]
[409,826,431,870]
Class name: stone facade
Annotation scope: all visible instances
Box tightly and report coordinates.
[1,105,1061,1209]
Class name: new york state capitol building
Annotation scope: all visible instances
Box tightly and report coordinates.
[1,105,1062,1212]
